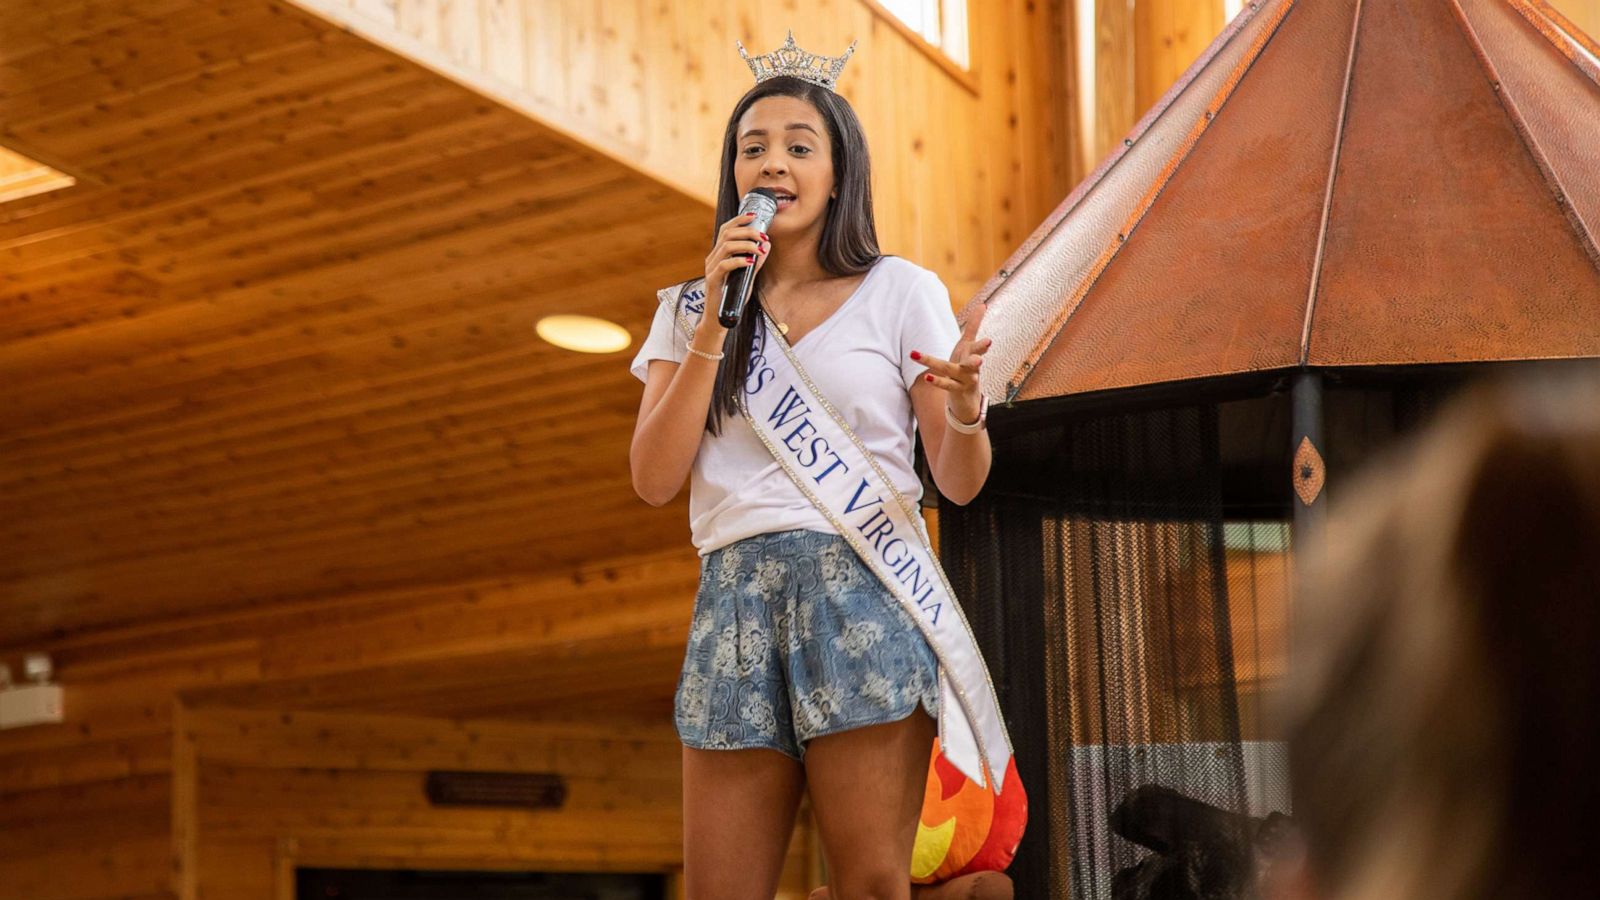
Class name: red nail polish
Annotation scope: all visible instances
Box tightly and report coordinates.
[925,374,934,382]
[910,351,921,361]
[760,233,769,241]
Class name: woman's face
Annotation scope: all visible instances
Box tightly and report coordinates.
[733,94,836,238]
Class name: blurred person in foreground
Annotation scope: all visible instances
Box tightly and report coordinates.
[1278,369,1600,900]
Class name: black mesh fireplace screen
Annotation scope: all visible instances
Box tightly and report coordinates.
[941,396,1292,900]
[938,376,1465,900]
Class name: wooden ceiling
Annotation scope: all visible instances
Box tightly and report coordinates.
[0,0,709,646]
[184,640,685,721]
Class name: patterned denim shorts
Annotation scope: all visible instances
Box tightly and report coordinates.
[674,529,941,761]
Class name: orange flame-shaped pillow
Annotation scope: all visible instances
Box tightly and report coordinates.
[909,737,1027,884]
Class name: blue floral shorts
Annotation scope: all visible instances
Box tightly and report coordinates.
[675,529,942,761]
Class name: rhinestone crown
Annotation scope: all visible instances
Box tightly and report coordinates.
[737,31,857,92]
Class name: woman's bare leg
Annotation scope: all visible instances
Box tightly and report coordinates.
[803,709,936,900]
[682,745,807,900]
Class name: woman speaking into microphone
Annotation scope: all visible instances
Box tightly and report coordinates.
[629,32,1013,900]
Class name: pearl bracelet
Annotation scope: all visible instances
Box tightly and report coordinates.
[945,394,989,434]
[686,346,724,362]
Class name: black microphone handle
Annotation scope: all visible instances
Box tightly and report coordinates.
[718,258,758,328]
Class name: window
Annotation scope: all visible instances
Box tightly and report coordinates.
[872,0,969,68]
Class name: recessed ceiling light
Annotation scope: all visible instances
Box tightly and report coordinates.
[535,314,632,354]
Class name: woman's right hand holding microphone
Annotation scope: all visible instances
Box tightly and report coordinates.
[631,209,771,504]
[695,211,770,349]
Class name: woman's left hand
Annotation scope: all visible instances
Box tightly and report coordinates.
[910,301,992,425]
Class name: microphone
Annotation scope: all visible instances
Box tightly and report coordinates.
[717,187,779,328]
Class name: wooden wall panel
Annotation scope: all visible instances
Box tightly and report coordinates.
[0,839,172,900]
[0,774,173,900]
[304,0,1081,302]
[0,549,697,900]
[1019,0,1078,237]
[1135,0,1225,112]
[1548,0,1600,40]
[1090,0,1138,170]
[177,707,818,900]
[1078,0,1236,170]
[193,839,277,900]
[0,639,262,795]
[396,0,442,44]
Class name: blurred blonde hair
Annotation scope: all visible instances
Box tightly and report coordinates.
[1285,367,1600,900]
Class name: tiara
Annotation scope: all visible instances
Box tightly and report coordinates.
[737,31,857,92]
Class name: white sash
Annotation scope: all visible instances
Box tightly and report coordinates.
[661,279,1013,792]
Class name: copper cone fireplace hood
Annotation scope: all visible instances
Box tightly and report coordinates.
[974,0,1600,405]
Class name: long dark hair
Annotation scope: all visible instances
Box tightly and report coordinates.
[681,75,881,435]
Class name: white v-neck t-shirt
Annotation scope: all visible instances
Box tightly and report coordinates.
[630,255,962,556]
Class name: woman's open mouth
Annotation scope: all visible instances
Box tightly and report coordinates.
[772,190,797,212]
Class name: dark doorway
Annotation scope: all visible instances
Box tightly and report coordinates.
[296,867,667,900]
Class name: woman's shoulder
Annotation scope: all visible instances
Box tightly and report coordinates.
[867,257,950,312]
[870,255,943,288]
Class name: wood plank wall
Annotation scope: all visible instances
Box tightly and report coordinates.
[0,774,173,900]
[1549,0,1600,40]
[1079,0,1225,169]
[298,0,1081,302]
[0,549,707,900]
[1135,0,1225,113]
[174,707,816,900]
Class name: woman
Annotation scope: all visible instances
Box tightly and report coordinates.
[629,43,1000,900]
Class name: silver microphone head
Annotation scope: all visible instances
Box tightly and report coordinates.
[741,188,779,233]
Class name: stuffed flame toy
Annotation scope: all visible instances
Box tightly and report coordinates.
[910,736,1027,884]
